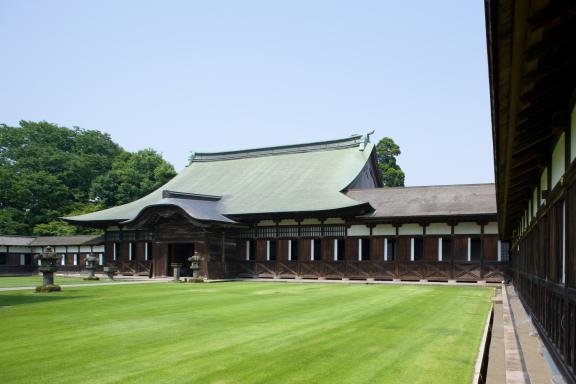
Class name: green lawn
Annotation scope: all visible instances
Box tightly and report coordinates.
[0,275,132,288]
[0,282,492,384]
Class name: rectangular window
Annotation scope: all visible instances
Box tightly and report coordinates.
[60,254,65,266]
[334,239,345,261]
[499,241,510,262]
[267,240,277,261]
[99,254,104,266]
[470,238,481,261]
[73,254,78,266]
[246,240,255,261]
[144,242,149,261]
[113,243,119,261]
[332,239,339,261]
[312,239,322,261]
[562,201,566,284]
[411,238,423,261]
[289,240,298,261]
[441,238,452,261]
[359,238,370,261]
[128,243,134,261]
[386,239,395,261]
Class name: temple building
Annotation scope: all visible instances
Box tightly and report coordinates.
[486,0,576,380]
[0,235,104,274]
[64,134,507,282]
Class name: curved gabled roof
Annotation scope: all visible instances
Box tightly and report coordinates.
[65,134,377,225]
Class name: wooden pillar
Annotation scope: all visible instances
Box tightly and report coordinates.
[450,222,455,280]
[393,223,400,279]
[480,222,485,279]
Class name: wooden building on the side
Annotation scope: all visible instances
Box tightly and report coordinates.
[0,235,105,274]
[486,0,576,380]
[65,134,507,282]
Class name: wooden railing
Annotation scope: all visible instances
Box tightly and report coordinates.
[514,272,576,382]
[113,261,151,276]
[209,261,507,282]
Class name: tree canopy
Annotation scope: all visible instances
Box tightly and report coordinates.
[0,121,176,235]
[375,137,405,187]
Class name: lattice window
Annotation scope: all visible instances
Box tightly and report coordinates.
[324,225,346,237]
[137,231,154,241]
[278,226,299,238]
[123,231,137,241]
[256,226,277,238]
[300,225,323,238]
[106,232,121,242]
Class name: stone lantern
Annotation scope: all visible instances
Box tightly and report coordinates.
[84,254,99,280]
[35,246,62,292]
[171,262,183,282]
[188,251,204,283]
[103,266,118,280]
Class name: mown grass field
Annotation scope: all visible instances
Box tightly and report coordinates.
[0,282,492,384]
[0,275,131,288]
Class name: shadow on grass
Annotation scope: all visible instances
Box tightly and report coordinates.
[0,293,87,307]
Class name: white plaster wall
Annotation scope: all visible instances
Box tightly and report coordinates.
[398,224,423,236]
[426,223,452,235]
[256,220,275,227]
[571,104,576,162]
[31,247,43,253]
[55,246,67,253]
[93,245,105,252]
[324,217,345,224]
[532,188,538,217]
[8,246,32,253]
[67,246,79,253]
[540,168,548,206]
[372,224,396,236]
[454,222,481,235]
[80,246,92,253]
[551,133,565,188]
[347,225,370,236]
[278,219,298,226]
[484,222,498,235]
[0,246,6,252]
[301,218,322,225]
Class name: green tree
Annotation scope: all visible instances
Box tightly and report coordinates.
[376,137,405,187]
[90,149,177,206]
[0,121,176,235]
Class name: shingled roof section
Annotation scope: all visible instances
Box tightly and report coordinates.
[0,236,36,246]
[347,184,496,219]
[0,235,104,247]
[30,235,104,246]
[64,134,378,225]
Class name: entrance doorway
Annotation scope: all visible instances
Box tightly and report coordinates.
[167,243,195,277]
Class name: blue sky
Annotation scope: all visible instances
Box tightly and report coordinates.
[0,1,493,185]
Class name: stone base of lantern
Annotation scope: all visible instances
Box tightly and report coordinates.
[35,284,62,293]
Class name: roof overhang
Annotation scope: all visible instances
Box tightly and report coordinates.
[486,0,576,238]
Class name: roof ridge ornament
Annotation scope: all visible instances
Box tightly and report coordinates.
[359,131,375,151]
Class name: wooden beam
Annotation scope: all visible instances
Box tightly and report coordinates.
[512,133,551,157]
[524,20,576,61]
[528,2,576,31]
[521,57,576,86]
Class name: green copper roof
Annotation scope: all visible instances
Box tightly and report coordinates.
[65,135,377,224]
